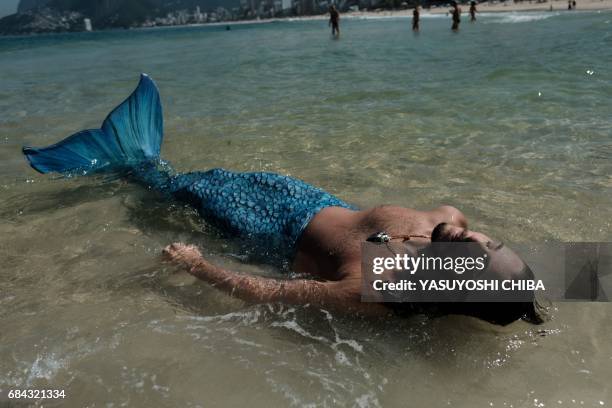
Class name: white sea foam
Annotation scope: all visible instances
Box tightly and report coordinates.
[25,353,67,386]
[284,11,557,22]
[482,11,559,23]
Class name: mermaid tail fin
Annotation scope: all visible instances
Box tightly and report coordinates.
[23,74,163,175]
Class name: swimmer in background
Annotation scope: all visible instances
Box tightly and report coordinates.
[469,1,477,21]
[329,5,340,37]
[413,5,420,31]
[23,74,545,327]
[450,1,461,31]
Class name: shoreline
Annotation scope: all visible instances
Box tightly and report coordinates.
[180,1,612,28]
[2,1,611,37]
[343,0,612,16]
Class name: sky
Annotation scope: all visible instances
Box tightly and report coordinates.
[0,0,19,18]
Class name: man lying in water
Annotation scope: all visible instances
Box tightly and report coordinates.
[163,214,544,326]
[22,74,544,326]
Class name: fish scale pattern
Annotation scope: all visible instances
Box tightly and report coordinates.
[166,168,356,261]
[22,73,356,266]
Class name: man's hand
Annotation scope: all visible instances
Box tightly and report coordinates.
[162,242,205,269]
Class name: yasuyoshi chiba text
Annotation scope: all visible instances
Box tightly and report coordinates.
[372,279,546,292]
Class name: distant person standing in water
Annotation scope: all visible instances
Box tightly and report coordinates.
[413,6,420,31]
[567,0,572,9]
[329,5,340,37]
[450,1,461,30]
[572,0,576,8]
[469,1,477,21]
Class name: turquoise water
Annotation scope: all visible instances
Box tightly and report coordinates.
[0,12,611,407]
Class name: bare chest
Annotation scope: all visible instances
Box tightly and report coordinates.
[294,206,435,278]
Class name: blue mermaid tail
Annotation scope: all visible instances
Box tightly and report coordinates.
[23,74,163,176]
[22,74,354,265]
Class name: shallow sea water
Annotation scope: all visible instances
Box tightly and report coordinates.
[0,11,611,407]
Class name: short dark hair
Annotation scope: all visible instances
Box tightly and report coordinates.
[449,264,548,325]
[388,299,547,326]
[387,265,549,326]
[452,299,547,326]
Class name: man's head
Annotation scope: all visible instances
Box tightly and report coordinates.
[427,222,546,325]
[431,223,525,279]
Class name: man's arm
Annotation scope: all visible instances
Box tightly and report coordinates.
[163,243,338,306]
[162,243,388,316]
[191,259,338,305]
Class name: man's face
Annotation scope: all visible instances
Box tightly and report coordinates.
[431,222,527,281]
[426,223,540,325]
